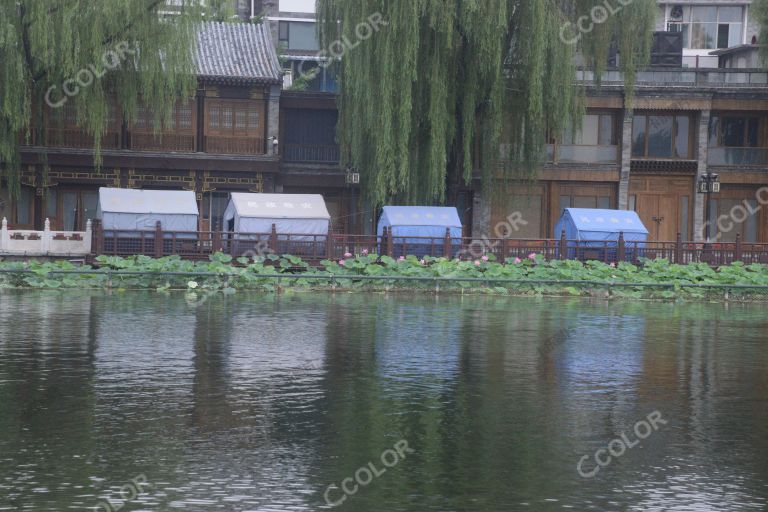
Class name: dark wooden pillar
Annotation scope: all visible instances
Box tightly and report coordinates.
[269,223,278,254]
[196,89,205,153]
[559,230,567,260]
[34,166,44,230]
[325,232,334,260]
[92,219,104,255]
[121,119,129,150]
[617,231,626,263]
[154,221,163,258]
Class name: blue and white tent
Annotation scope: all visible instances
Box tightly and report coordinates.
[97,188,199,236]
[377,206,463,257]
[555,208,649,242]
[223,193,330,238]
[554,208,649,260]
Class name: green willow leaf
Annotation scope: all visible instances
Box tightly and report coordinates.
[318,0,657,207]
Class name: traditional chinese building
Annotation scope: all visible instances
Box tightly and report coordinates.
[4,20,282,233]
[262,0,364,234]
[5,1,768,244]
[482,1,768,243]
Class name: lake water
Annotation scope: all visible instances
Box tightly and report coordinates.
[0,291,767,511]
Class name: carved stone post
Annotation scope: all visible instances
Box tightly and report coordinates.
[42,218,52,253]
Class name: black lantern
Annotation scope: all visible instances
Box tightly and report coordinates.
[698,173,720,194]
[698,172,720,242]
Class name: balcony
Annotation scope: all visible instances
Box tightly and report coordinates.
[708,147,768,166]
[577,68,768,87]
[546,144,619,164]
[284,144,340,164]
[131,133,195,152]
[25,130,270,157]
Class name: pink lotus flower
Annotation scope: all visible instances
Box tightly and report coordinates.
[338,259,346,266]
[420,259,426,265]
[528,253,537,261]
[362,249,369,256]
[514,257,522,264]
[344,252,353,258]
[610,262,616,268]
[474,260,481,266]
[481,255,489,262]
[398,256,405,261]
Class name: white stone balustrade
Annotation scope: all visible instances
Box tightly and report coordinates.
[0,218,92,257]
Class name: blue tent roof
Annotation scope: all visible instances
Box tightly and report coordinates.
[377,206,463,240]
[379,206,462,228]
[559,208,648,234]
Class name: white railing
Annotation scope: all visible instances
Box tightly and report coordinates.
[554,144,619,164]
[0,218,92,257]
[708,147,768,166]
[576,69,768,87]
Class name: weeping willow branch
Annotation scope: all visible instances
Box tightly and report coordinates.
[318,0,658,208]
[0,0,233,195]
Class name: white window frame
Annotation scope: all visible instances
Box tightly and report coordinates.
[665,4,747,51]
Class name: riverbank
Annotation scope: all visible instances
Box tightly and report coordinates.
[2,253,768,301]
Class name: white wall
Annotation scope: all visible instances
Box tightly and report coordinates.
[279,0,315,13]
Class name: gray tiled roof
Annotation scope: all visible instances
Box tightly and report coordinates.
[196,21,282,84]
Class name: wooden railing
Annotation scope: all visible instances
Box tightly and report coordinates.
[205,136,265,155]
[90,220,768,266]
[131,133,195,152]
[283,144,340,163]
[27,129,266,156]
[45,129,120,149]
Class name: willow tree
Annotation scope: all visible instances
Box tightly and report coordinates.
[756,0,768,63]
[318,0,658,207]
[0,0,232,194]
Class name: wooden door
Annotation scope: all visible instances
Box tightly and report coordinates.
[635,195,660,240]
[57,189,99,231]
[60,190,79,231]
[491,183,545,239]
[201,191,230,232]
[548,182,617,237]
[10,186,35,229]
[635,194,682,241]
[709,186,767,243]
[657,195,679,241]
[630,176,693,242]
